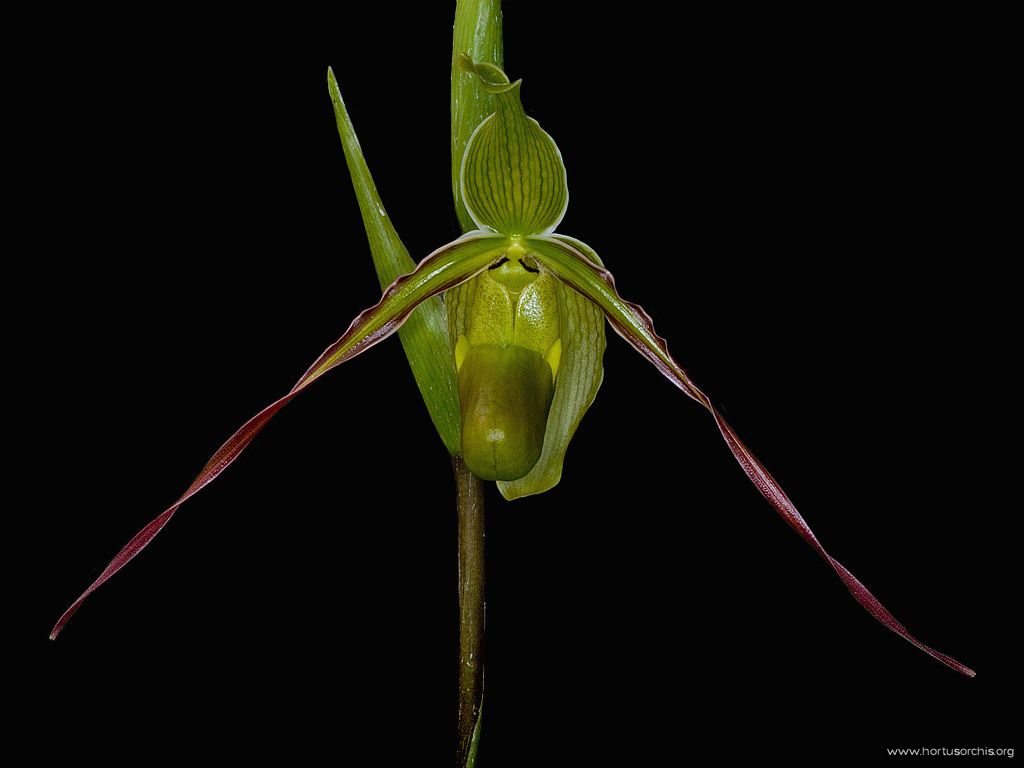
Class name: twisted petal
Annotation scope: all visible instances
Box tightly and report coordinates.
[50,233,506,639]
[527,234,975,677]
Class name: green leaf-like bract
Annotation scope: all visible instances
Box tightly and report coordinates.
[329,68,462,456]
[452,0,503,235]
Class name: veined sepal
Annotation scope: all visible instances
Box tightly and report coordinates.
[329,68,462,455]
[457,56,568,237]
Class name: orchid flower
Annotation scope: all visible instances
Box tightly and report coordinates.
[51,3,973,765]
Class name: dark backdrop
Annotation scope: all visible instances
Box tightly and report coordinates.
[30,3,1014,763]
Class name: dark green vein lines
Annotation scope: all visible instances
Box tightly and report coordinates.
[461,79,567,236]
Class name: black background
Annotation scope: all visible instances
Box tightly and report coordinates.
[27,3,1015,763]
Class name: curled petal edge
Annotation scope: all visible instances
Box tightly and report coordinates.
[528,234,975,678]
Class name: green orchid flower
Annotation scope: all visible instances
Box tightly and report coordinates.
[51,4,973,764]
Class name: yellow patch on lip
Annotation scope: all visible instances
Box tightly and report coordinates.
[455,334,470,372]
[545,338,561,380]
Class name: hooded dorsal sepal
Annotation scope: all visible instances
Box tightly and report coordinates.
[458,55,569,237]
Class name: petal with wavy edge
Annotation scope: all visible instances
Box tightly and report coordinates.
[526,234,975,677]
[50,233,507,639]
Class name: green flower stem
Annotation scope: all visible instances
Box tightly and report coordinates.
[454,455,486,767]
[452,4,502,765]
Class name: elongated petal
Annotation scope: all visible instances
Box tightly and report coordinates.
[527,234,975,677]
[50,233,506,639]
[329,68,461,456]
[452,0,504,234]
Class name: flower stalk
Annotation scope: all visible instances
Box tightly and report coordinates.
[452,5,503,763]
[454,456,486,767]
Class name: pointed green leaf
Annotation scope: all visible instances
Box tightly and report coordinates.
[329,68,462,456]
[497,237,606,499]
[525,234,975,678]
[467,699,483,767]
[452,0,504,234]
[50,233,506,639]
[459,58,568,236]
